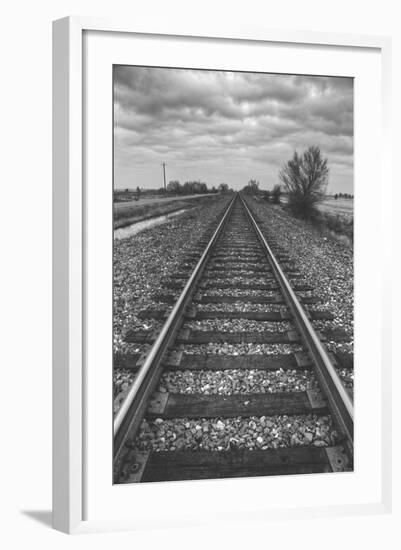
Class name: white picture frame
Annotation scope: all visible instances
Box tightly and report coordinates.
[52,16,392,534]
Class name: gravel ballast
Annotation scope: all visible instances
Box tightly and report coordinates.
[114,368,318,408]
[245,198,354,389]
[183,319,294,333]
[196,289,280,298]
[113,196,231,357]
[158,369,317,395]
[196,303,288,312]
[246,197,353,342]
[132,414,338,452]
[175,343,303,355]
[114,195,353,463]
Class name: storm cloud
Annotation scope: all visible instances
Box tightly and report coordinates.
[114,66,353,192]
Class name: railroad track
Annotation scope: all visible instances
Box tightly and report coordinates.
[113,193,354,483]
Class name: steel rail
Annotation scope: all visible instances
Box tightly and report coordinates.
[113,194,237,462]
[239,194,354,452]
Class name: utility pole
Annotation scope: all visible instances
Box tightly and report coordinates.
[162,163,167,191]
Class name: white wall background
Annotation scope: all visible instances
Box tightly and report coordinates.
[0,0,399,547]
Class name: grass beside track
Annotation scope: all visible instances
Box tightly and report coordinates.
[256,195,353,245]
[114,195,219,229]
[312,210,353,244]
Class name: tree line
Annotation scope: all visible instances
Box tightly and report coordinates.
[334,192,353,199]
[166,180,231,194]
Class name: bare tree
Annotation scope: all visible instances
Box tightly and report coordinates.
[279,146,329,217]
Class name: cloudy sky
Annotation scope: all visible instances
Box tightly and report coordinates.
[114,66,353,193]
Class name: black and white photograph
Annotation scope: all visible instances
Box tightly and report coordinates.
[2,0,397,540]
[112,65,354,484]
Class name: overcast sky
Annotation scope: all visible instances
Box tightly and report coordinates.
[114,66,353,193]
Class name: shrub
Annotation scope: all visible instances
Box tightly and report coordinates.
[311,211,353,244]
[242,179,260,195]
[271,184,282,204]
[167,180,182,193]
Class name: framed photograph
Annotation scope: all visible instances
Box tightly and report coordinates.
[53,17,392,534]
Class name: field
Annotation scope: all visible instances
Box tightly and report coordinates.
[114,192,215,212]
[275,194,353,244]
[280,195,353,217]
[317,197,354,218]
[113,194,220,229]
